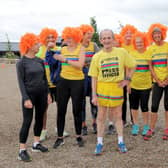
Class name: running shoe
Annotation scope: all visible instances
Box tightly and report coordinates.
[76,137,84,147]
[143,129,154,140]
[53,138,64,149]
[142,125,150,136]
[18,150,32,162]
[162,128,168,140]
[94,143,103,155]
[40,129,48,142]
[118,142,128,153]
[82,126,88,136]
[131,124,139,136]
[107,124,115,135]
[92,123,97,134]
[32,143,49,152]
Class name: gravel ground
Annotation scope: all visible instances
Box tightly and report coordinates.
[0,64,168,168]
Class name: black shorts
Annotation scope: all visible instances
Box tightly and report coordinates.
[49,87,57,102]
[129,88,151,112]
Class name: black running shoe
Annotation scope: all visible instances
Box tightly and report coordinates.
[107,124,115,135]
[76,137,84,147]
[18,150,32,162]
[92,123,97,134]
[82,126,88,136]
[32,143,49,152]
[53,138,64,149]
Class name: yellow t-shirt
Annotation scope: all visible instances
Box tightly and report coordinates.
[147,42,168,81]
[36,45,58,88]
[60,44,84,80]
[88,47,136,82]
[130,50,152,90]
[121,44,135,53]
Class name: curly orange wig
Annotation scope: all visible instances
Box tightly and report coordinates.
[79,24,94,35]
[132,32,149,50]
[39,28,58,45]
[62,27,83,43]
[120,24,138,37]
[114,34,122,46]
[147,23,167,42]
[19,33,40,55]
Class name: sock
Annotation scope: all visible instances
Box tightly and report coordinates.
[97,137,103,145]
[19,148,26,153]
[118,136,123,144]
[33,141,40,147]
[109,121,114,126]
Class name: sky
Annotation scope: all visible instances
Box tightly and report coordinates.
[0,0,168,42]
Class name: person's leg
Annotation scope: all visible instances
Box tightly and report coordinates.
[129,89,140,135]
[112,105,127,153]
[53,79,70,148]
[107,108,115,135]
[18,99,34,162]
[163,86,168,140]
[71,80,84,147]
[140,89,151,136]
[150,84,163,130]
[144,84,163,140]
[94,106,107,154]
[122,86,127,125]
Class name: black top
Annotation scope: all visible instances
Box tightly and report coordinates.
[16,56,49,101]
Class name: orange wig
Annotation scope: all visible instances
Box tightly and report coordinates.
[120,24,137,36]
[147,23,167,42]
[79,24,94,35]
[19,33,40,55]
[132,32,149,50]
[39,28,58,45]
[114,34,122,47]
[62,27,83,43]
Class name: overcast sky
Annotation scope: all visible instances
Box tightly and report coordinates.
[0,0,167,42]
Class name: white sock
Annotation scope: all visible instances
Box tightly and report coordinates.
[97,137,103,145]
[19,148,26,153]
[118,136,123,144]
[109,121,114,126]
[33,141,40,147]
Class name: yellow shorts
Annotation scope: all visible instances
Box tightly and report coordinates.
[97,82,123,107]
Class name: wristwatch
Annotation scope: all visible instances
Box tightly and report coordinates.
[124,77,131,81]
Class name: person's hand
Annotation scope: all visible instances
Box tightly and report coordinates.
[47,94,52,104]
[92,94,98,106]
[24,99,33,109]
[157,79,166,87]
[47,42,55,50]
[118,80,130,88]
[53,54,65,62]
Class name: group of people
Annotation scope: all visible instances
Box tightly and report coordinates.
[16,23,168,162]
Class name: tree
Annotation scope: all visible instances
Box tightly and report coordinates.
[90,16,102,47]
[4,33,16,59]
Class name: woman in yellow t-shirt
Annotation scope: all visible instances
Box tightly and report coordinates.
[79,24,99,135]
[52,27,85,148]
[144,23,168,141]
[89,29,136,154]
[120,24,138,126]
[128,32,152,136]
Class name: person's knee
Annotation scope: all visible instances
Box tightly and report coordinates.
[151,105,159,113]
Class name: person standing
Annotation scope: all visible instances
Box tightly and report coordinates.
[52,27,85,148]
[16,33,51,162]
[128,32,152,136]
[144,23,168,140]
[79,24,99,135]
[89,29,136,155]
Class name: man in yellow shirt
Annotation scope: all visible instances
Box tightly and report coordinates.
[144,23,168,140]
[89,29,136,154]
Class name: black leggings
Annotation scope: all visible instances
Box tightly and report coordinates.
[129,88,151,112]
[56,78,84,137]
[151,83,168,113]
[19,90,48,143]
